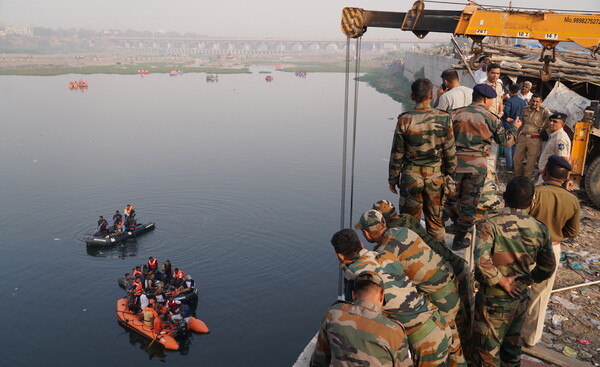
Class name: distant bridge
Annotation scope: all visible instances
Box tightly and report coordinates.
[104,37,447,55]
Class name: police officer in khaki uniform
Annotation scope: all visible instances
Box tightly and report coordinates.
[522,156,580,347]
[513,94,552,177]
[537,112,571,184]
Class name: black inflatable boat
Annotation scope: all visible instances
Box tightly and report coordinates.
[84,222,156,246]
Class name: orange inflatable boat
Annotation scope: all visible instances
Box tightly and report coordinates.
[116,298,179,350]
[116,298,209,350]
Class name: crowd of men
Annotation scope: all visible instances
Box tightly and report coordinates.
[311,61,581,367]
[96,204,138,236]
[123,257,196,335]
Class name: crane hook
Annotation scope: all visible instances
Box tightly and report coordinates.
[468,36,485,70]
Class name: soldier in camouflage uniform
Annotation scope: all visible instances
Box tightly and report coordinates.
[472,176,556,367]
[311,269,413,367]
[389,78,457,243]
[355,211,466,367]
[448,84,520,250]
[373,200,473,359]
[330,229,448,367]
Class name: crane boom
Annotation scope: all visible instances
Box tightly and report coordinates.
[341,1,600,80]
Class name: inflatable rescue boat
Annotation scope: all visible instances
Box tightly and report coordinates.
[84,222,156,247]
[116,298,209,350]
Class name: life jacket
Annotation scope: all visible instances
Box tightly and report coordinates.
[148,258,158,270]
[174,270,185,279]
[131,280,143,295]
[153,316,163,331]
[133,269,142,277]
[166,288,181,296]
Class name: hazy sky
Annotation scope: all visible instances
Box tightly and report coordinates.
[0,0,598,39]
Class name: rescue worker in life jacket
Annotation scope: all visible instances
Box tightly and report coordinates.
[142,299,159,327]
[173,268,185,286]
[148,257,158,271]
[97,216,109,236]
[130,275,144,313]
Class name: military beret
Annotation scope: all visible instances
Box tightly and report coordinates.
[372,200,397,220]
[354,271,385,289]
[354,210,386,232]
[473,83,497,98]
[546,155,572,171]
[549,112,568,121]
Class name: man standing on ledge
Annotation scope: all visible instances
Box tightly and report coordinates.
[310,270,413,367]
[388,78,456,243]
[448,84,520,250]
[472,176,555,367]
[522,156,580,348]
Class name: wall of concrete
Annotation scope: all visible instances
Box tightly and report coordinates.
[404,51,476,88]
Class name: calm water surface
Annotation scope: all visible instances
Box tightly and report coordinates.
[0,69,401,366]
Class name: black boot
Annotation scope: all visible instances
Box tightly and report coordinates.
[452,230,471,250]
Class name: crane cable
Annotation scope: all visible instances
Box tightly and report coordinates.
[338,36,362,299]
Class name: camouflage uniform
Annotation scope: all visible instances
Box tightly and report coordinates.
[311,298,413,367]
[374,200,472,360]
[476,143,502,219]
[473,207,556,367]
[343,248,449,367]
[449,103,517,240]
[372,226,465,367]
[389,103,457,243]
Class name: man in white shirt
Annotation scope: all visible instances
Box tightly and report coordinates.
[518,81,533,103]
[473,55,491,84]
[537,113,571,184]
[435,69,473,112]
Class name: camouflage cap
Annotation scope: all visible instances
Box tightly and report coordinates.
[354,209,386,232]
[372,200,397,220]
[354,271,384,289]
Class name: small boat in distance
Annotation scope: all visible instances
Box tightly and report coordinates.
[169,70,183,77]
[206,74,219,82]
[265,75,274,83]
[138,69,149,76]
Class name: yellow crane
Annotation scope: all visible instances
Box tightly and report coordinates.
[341,1,600,206]
[341,1,600,81]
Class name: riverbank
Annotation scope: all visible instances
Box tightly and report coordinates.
[0,53,386,76]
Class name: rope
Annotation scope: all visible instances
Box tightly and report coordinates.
[349,37,361,229]
[339,37,352,299]
[338,37,363,299]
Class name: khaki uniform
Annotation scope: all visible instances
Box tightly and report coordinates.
[483,80,504,116]
[522,182,580,345]
[513,106,551,177]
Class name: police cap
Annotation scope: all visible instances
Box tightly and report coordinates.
[473,84,497,98]
[547,155,572,171]
[549,112,568,121]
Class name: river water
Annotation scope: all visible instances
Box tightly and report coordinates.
[0,68,401,366]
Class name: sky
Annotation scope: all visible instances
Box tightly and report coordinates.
[0,0,598,40]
